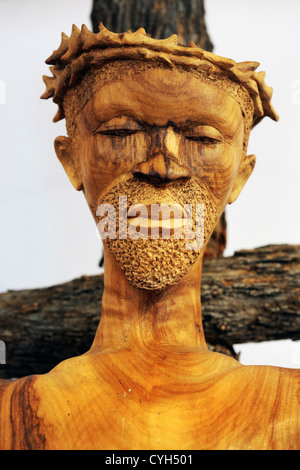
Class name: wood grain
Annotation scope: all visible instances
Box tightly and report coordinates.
[0,244,299,380]
[0,245,299,450]
[0,25,296,450]
[1,336,299,449]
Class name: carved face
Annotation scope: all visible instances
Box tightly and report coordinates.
[55,67,255,290]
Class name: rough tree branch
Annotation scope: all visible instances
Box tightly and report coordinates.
[0,244,299,379]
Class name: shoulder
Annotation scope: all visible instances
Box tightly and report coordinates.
[228,362,300,389]
[224,364,300,429]
[0,375,43,449]
[195,360,300,449]
[0,354,104,450]
[222,362,300,400]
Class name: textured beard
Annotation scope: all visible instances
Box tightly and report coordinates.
[97,177,218,290]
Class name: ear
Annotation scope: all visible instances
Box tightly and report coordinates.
[54,136,83,191]
[228,154,256,204]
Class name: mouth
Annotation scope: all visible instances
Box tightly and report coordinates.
[127,200,186,235]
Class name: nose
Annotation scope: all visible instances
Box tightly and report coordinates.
[132,151,191,183]
[132,126,191,183]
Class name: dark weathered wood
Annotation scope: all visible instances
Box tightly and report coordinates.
[0,276,104,379]
[202,244,300,347]
[1,244,299,379]
[91,0,213,50]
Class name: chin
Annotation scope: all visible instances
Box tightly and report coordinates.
[107,236,204,291]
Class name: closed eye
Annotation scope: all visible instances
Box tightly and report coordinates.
[185,135,221,145]
[183,125,224,145]
[97,128,141,137]
[94,116,144,137]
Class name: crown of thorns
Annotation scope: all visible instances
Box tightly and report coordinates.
[41,22,279,127]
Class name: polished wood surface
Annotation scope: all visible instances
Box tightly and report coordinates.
[1,247,299,450]
[1,25,297,450]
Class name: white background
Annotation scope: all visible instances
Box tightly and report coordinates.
[0,0,299,367]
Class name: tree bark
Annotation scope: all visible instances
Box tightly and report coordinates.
[0,244,299,379]
[90,0,213,50]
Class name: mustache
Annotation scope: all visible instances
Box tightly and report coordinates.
[97,176,207,235]
[98,175,208,210]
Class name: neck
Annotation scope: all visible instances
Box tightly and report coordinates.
[90,245,207,353]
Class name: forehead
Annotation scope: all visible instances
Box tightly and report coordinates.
[77,68,243,136]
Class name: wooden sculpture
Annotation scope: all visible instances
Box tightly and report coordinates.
[0,24,299,450]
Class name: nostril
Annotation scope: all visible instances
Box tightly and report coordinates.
[132,153,191,182]
[133,170,168,184]
[132,158,167,180]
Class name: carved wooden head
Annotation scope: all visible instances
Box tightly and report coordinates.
[42,23,278,290]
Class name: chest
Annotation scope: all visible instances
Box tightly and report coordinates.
[35,378,287,450]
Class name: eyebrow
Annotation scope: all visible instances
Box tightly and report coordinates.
[80,81,243,139]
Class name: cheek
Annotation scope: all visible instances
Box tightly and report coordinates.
[206,146,238,202]
[80,134,148,201]
[178,140,239,203]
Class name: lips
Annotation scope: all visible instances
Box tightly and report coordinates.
[127,200,186,236]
